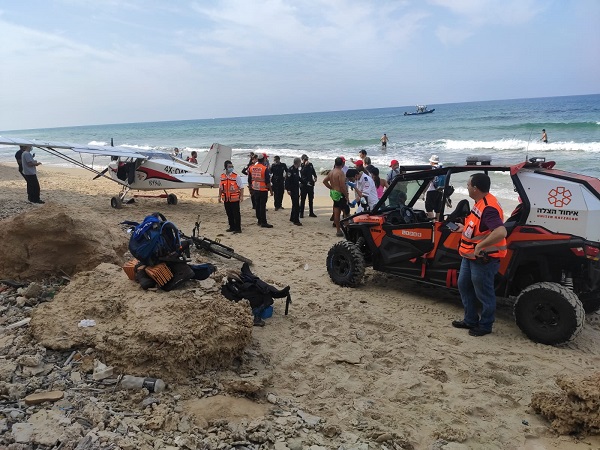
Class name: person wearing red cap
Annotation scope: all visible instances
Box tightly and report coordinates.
[387,159,400,184]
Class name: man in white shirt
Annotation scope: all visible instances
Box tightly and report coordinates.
[346,167,378,212]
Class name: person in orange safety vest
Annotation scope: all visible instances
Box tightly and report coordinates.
[249,154,273,228]
[219,160,244,234]
[449,173,507,337]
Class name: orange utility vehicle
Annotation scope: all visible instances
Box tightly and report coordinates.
[326,157,600,345]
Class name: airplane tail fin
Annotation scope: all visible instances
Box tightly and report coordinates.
[199,143,232,187]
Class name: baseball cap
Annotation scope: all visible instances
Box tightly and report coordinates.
[355,160,364,166]
[340,156,346,162]
[389,159,399,167]
[262,153,268,159]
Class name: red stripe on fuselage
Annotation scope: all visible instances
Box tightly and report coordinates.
[137,167,181,182]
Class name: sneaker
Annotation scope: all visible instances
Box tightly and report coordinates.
[261,223,274,228]
[293,222,302,226]
[35,200,45,204]
[253,316,266,327]
[309,213,317,217]
[336,231,344,237]
[279,207,285,210]
[469,327,492,337]
[452,320,475,330]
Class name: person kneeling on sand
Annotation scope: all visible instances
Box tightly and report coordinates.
[323,157,349,237]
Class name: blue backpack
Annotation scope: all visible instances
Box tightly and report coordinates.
[125,213,181,266]
[433,167,446,189]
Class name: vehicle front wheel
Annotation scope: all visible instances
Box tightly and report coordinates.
[326,240,365,287]
[514,282,585,345]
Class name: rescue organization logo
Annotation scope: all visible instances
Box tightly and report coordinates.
[548,187,572,208]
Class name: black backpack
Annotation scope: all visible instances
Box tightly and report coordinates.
[221,263,291,317]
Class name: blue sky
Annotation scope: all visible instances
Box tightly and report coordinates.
[1,0,598,130]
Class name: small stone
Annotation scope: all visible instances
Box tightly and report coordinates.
[12,422,34,443]
[16,296,27,307]
[274,442,289,450]
[297,410,321,426]
[22,282,43,298]
[24,390,65,405]
[141,397,160,408]
[71,371,82,382]
[16,354,44,367]
[267,393,278,404]
[375,433,393,442]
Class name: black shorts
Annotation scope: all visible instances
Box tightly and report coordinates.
[425,190,443,213]
[333,196,348,209]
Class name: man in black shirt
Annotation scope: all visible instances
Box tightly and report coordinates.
[299,154,317,218]
[270,155,288,211]
[15,145,27,179]
[286,157,302,226]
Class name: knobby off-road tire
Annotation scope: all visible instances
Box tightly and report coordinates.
[326,240,365,287]
[514,282,585,345]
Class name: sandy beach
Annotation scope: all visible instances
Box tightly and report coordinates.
[1,161,600,450]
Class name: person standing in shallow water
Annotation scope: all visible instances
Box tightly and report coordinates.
[541,129,548,143]
[380,133,388,148]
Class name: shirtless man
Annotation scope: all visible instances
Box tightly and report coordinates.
[323,157,349,237]
[380,133,388,148]
[541,129,548,143]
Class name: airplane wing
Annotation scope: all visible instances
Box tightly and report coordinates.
[71,146,148,160]
[0,135,148,159]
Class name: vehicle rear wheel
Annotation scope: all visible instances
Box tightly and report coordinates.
[167,194,178,205]
[326,240,365,287]
[514,282,585,345]
[110,196,122,209]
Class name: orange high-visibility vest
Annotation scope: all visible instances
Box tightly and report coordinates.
[249,163,268,191]
[220,172,241,202]
[459,193,507,259]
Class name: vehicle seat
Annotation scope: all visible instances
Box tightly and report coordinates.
[443,199,470,224]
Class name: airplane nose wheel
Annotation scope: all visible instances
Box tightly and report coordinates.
[167,194,178,205]
[111,196,123,209]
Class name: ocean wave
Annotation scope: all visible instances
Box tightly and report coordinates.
[444,139,600,153]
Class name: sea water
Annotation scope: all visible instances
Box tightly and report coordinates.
[1,94,598,203]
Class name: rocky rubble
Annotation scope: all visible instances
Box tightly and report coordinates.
[1,280,415,450]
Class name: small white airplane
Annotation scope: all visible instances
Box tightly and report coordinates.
[0,136,232,208]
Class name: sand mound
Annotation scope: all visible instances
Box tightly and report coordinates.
[531,372,600,434]
[0,203,128,280]
[30,263,254,381]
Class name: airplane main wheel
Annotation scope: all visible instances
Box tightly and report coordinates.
[514,282,584,345]
[111,196,123,209]
[326,240,365,287]
[167,194,178,205]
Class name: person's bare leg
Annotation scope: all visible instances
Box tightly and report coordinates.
[334,207,342,233]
